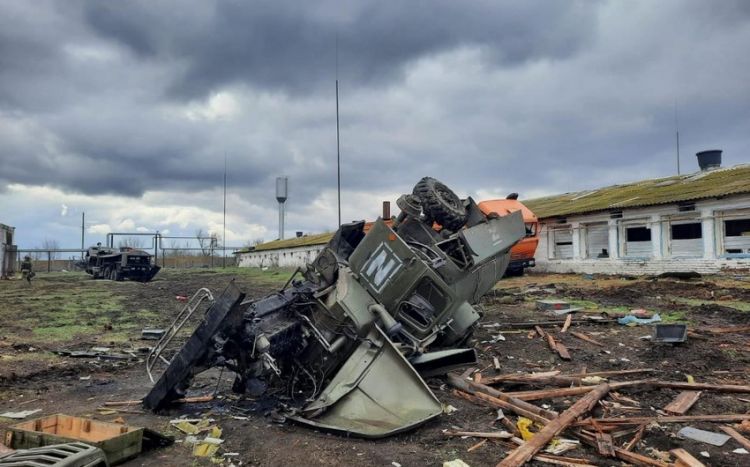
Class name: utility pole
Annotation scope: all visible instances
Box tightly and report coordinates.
[223,153,227,268]
[81,212,85,258]
[675,103,681,175]
[336,80,341,227]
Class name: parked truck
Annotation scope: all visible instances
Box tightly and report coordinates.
[82,245,160,282]
[478,194,539,276]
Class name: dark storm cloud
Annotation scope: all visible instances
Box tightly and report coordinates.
[1,0,750,246]
[83,0,595,98]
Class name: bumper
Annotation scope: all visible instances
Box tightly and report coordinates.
[509,258,535,270]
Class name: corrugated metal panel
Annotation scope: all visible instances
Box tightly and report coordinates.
[671,238,703,257]
[625,241,652,257]
[724,236,750,253]
[585,224,609,258]
[553,229,573,259]
[524,164,750,219]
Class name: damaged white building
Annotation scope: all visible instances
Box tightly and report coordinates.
[525,151,750,275]
[1,223,16,278]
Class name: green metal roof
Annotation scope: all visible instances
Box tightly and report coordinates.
[523,164,750,219]
[253,232,333,251]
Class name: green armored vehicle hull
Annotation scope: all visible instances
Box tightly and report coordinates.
[144,177,525,437]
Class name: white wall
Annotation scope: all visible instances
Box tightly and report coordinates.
[535,194,750,275]
[0,224,15,278]
[237,244,327,268]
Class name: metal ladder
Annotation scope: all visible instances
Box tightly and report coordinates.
[146,287,215,383]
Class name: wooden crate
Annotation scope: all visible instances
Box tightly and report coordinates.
[5,414,144,465]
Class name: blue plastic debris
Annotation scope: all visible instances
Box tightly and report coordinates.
[617,314,662,326]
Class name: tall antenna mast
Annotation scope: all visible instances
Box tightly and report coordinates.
[223,153,227,267]
[675,103,681,175]
[335,33,341,227]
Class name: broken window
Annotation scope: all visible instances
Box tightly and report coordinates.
[670,222,703,257]
[525,223,537,237]
[671,223,702,240]
[723,218,750,255]
[552,228,573,260]
[585,223,609,259]
[623,225,652,257]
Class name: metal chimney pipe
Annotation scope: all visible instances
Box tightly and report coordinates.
[696,150,722,171]
[382,201,391,219]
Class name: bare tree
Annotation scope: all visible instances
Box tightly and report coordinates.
[195,229,210,256]
[42,239,60,259]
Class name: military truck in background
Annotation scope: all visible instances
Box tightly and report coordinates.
[82,244,160,282]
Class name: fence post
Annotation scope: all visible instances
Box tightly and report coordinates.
[47,251,51,272]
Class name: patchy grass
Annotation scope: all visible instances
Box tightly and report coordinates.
[158,266,293,286]
[669,296,750,312]
[659,310,689,323]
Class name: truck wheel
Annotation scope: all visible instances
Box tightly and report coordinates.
[413,177,468,231]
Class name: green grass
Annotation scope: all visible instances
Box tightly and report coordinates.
[659,310,689,323]
[158,266,293,286]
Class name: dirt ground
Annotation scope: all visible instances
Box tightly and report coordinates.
[1,269,750,466]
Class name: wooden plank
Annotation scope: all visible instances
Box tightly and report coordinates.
[445,430,513,439]
[561,314,573,333]
[719,425,750,451]
[653,381,750,393]
[535,325,547,338]
[493,356,501,371]
[574,414,750,426]
[664,391,701,415]
[504,379,651,401]
[497,384,610,467]
[623,424,647,451]
[467,439,487,452]
[670,448,706,467]
[447,373,559,420]
[556,342,572,360]
[452,390,552,426]
[595,432,616,457]
[569,331,604,347]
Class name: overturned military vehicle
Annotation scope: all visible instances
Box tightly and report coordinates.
[144,177,525,437]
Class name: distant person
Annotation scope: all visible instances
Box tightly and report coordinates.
[20,255,35,283]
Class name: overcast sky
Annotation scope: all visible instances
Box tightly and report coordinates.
[1,0,749,253]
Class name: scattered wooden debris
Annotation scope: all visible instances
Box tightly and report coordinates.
[497,384,610,467]
[719,425,750,452]
[670,448,707,467]
[535,325,547,338]
[561,314,573,333]
[664,391,702,415]
[467,439,487,452]
[445,430,513,439]
[623,424,647,451]
[569,331,604,347]
[546,334,571,360]
[575,414,750,427]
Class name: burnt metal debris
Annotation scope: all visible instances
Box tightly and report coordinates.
[143,177,526,438]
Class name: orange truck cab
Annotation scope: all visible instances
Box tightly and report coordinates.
[478,197,539,276]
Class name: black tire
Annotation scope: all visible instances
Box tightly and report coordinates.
[412,177,467,231]
[504,268,524,278]
[112,268,121,281]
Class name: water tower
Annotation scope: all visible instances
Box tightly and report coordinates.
[276,176,288,240]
